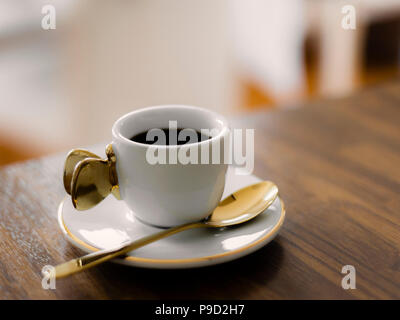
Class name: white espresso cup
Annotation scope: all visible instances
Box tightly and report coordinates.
[65,105,230,227]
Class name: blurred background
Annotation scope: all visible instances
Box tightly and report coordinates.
[0,0,399,166]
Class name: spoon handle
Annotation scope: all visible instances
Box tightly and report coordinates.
[54,221,205,278]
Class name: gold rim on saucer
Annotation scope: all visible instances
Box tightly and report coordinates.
[58,197,285,265]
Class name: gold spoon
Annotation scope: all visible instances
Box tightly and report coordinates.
[53,181,278,278]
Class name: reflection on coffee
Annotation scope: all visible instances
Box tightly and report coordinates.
[130,128,211,146]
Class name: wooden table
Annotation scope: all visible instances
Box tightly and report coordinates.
[1,81,399,299]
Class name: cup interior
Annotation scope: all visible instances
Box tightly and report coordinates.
[112,105,228,146]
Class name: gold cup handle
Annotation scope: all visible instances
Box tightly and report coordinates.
[63,144,121,211]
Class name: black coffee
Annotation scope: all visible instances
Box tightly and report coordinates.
[130,128,211,145]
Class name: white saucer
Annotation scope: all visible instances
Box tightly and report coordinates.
[58,167,285,269]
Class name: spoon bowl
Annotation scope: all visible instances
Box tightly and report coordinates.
[206,181,279,227]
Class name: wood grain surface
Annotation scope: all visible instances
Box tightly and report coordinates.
[0,81,399,299]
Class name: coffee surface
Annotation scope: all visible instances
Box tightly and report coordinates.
[130,128,211,145]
